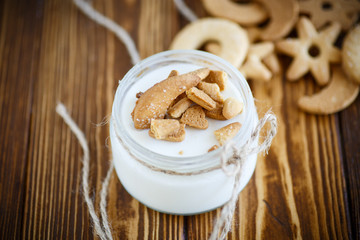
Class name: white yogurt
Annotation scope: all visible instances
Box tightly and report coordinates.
[122,64,246,157]
[110,50,258,215]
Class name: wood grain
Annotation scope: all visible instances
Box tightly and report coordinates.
[0,0,359,239]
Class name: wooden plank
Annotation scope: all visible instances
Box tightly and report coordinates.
[0,0,357,239]
[21,0,115,238]
[339,95,360,239]
[0,0,42,238]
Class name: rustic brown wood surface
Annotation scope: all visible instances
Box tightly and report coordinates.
[0,0,359,239]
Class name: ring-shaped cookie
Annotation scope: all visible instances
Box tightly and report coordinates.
[342,25,360,84]
[257,0,299,41]
[170,18,249,68]
[201,0,268,26]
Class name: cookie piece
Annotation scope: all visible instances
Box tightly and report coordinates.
[214,122,242,146]
[342,25,360,84]
[186,87,216,111]
[276,17,341,86]
[180,105,208,129]
[208,145,219,152]
[149,119,185,142]
[197,81,224,103]
[298,66,359,114]
[222,97,244,120]
[204,103,227,120]
[132,68,210,129]
[170,18,249,68]
[204,70,227,91]
[167,97,193,118]
[168,70,179,77]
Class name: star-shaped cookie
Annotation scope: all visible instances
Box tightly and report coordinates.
[239,41,275,82]
[299,0,360,30]
[276,17,341,86]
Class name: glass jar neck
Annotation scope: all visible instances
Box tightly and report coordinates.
[112,50,257,174]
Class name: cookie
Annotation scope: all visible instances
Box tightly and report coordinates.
[167,97,193,118]
[299,0,360,30]
[149,119,186,142]
[204,103,227,120]
[201,0,268,26]
[342,25,360,84]
[214,122,242,146]
[276,17,341,86]
[203,70,228,91]
[170,18,249,68]
[186,87,216,111]
[246,27,281,74]
[180,105,208,129]
[239,42,274,82]
[132,68,209,129]
[257,0,299,41]
[222,97,244,120]
[298,66,359,114]
[197,81,224,103]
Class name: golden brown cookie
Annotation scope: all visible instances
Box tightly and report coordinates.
[186,87,216,111]
[299,0,360,30]
[149,119,186,142]
[298,66,359,114]
[204,103,227,120]
[170,18,249,68]
[246,27,281,74]
[214,122,242,146]
[197,81,224,103]
[180,105,208,129]
[203,70,228,91]
[167,97,193,118]
[132,68,209,129]
[257,0,299,41]
[201,0,268,26]
[276,17,341,86]
[222,97,244,120]
[342,25,360,84]
[239,42,274,82]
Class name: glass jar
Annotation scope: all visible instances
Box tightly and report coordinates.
[110,50,258,215]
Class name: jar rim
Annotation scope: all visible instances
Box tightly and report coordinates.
[112,49,257,172]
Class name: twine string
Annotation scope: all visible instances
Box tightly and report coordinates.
[56,104,111,240]
[73,0,140,65]
[56,1,278,240]
[173,0,198,22]
[211,112,277,240]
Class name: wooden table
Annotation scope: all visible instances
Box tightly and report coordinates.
[1,0,359,239]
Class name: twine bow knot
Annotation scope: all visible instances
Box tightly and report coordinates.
[212,111,278,240]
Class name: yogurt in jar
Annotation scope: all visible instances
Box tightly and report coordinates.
[110,50,258,215]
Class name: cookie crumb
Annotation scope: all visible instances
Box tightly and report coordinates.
[179,150,184,155]
[208,145,219,152]
[136,91,144,98]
